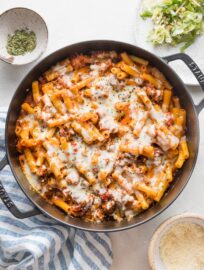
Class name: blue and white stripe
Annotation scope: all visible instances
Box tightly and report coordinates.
[0,107,113,270]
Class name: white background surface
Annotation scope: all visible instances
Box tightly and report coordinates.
[1,1,204,269]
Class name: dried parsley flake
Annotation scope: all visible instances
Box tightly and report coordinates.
[6,28,37,56]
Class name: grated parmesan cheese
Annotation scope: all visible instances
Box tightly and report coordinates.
[160,222,204,270]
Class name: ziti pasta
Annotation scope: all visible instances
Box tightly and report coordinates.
[15,51,189,222]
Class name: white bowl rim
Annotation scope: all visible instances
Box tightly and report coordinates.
[0,7,49,65]
[148,213,204,270]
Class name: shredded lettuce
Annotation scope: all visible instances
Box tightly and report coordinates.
[140,10,153,19]
[140,0,204,52]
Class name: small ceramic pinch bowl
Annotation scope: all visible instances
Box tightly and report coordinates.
[0,7,48,65]
[148,213,204,270]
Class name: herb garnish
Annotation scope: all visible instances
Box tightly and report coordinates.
[6,28,37,56]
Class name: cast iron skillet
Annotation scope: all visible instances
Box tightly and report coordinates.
[1,41,204,232]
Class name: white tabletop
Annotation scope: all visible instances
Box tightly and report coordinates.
[1,1,204,269]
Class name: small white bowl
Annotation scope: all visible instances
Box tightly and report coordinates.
[148,213,204,270]
[0,7,48,65]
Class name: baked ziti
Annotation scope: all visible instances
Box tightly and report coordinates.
[15,51,189,222]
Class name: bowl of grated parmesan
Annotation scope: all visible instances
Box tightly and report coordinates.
[148,213,204,270]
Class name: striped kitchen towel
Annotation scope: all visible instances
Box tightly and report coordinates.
[0,107,113,270]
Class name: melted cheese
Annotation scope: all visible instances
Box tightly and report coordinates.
[65,181,91,204]
[98,143,119,173]
[150,107,167,123]
[22,160,41,191]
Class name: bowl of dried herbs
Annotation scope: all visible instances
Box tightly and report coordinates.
[0,7,48,65]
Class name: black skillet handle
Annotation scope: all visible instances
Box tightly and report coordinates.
[163,53,204,114]
[0,154,41,218]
